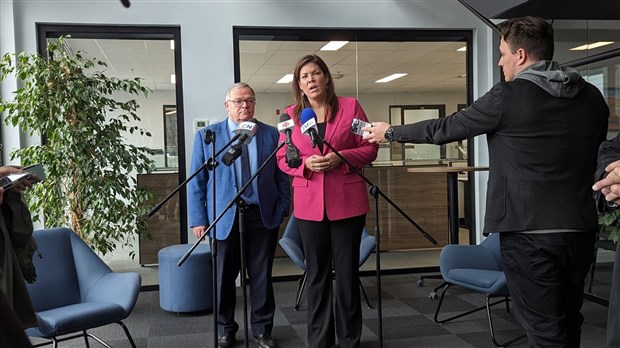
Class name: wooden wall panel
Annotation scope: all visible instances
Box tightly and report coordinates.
[275,165,449,257]
[364,166,448,251]
[138,172,181,265]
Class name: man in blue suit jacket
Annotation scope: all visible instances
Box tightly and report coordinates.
[188,82,290,348]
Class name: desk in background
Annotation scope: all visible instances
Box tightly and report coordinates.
[407,166,488,244]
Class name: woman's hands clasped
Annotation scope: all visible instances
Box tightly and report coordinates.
[305,153,341,172]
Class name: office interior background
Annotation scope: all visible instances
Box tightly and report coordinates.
[1,0,619,305]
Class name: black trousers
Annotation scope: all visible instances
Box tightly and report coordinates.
[216,205,278,337]
[297,214,365,348]
[500,232,595,348]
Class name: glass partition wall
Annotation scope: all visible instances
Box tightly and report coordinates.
[554,19,620,305]
[234,28,475,273]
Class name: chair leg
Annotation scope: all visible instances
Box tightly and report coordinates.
[434,283,489,324]
[359,278,372,309]
[85,332,112,348]
[295,272,307,311]
[433,283,514,324]
[486,295,526,347]
[117,321,137,348]
[33,323,134,348]
[83,330,91,348]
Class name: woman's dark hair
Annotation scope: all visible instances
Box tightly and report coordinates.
[291,54,339,123]
[498,16,554,61]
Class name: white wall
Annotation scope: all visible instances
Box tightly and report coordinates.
[1,0,495,240]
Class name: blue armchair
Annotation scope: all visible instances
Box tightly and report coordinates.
[432,232,525,347]
[25,227,140,348]
[279,215,375,311]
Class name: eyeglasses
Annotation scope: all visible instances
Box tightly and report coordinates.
[227,98,256,107]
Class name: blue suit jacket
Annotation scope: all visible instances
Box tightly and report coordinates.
[188,118,291,240]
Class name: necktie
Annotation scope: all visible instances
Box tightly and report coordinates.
[240,143,253,196]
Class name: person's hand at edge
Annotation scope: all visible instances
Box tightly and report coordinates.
[363,122,390,144]
[593,160,620,205]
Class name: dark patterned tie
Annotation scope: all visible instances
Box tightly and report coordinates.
[240,143,253,196]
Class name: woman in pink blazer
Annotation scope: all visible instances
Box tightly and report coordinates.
[276,54,378,348]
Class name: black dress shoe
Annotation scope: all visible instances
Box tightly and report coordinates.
[218,334,236,348]
[253,334,277,348]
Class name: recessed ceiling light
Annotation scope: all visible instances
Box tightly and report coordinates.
[570,41,614,51]
[170,74,175,84]
[170,40,174,50]
[457,46,467,52]
[375,73,407,83]
[277,74,294,84]
[320,41,349,51]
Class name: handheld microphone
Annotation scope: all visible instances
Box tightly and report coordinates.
[277,113,301,168]
[300,108,321,148]
[222,119,257,166]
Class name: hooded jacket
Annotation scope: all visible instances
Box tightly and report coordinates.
[392,60,609,234]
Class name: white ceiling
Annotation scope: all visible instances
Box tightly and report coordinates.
[239,40,468,94]
[64,38,469,94]
[64,22,619,95]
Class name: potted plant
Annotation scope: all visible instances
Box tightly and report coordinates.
[0,37,155,256]
[599,210,620,243]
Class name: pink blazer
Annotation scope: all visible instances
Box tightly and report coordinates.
[276,97,378,221]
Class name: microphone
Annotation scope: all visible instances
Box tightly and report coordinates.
[233,118,257,145]
[222,143,242,166]
[120,0,131,8]
[300,108,321,148]
[222,119,257,166]
[277,113,301,168]
[204,129,214,144]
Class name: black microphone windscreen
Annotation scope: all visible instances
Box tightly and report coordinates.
[279,113,291,123]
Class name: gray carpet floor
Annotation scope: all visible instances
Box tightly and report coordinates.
[28,273,610,348]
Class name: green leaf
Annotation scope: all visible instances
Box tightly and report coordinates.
[1,36,156,256]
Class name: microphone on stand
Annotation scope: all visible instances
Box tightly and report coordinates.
[222,119,258,166]
[300,108,321,148]
[204,129,214,145]
[277,113,301,168]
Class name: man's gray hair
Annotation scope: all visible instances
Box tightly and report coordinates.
[226,82,255,100]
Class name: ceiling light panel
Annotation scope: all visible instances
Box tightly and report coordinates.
[320,41,349,51]
[376,73,407,83]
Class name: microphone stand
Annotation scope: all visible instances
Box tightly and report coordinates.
[315,133,438,348]
[178,140,286,348]
[145,130,240,348]
[207,131,219,348]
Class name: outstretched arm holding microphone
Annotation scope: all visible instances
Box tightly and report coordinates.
[361,17,610,347]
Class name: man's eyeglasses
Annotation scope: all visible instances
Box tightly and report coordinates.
[227,98,256,107]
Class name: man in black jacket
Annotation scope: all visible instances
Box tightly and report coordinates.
[364,16,609,347]
[592,137,620,348]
